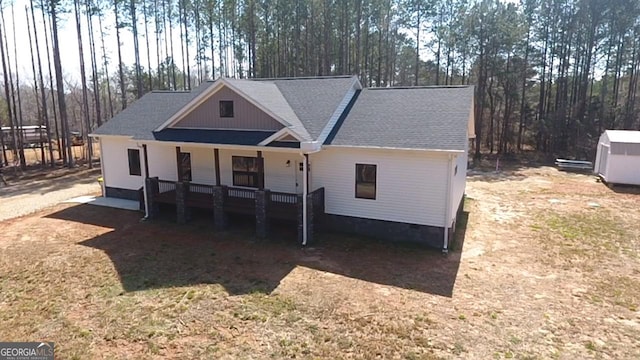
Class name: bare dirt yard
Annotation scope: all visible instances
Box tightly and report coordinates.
[0,165,638,359]
[0,166,101,221]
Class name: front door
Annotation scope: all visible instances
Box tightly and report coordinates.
[294,161,310,194]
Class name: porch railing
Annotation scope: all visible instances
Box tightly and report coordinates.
[270,191,298,204]
[224,186,256,215]
[190,182,214,194]
[227,187,256,200]
[150,179,324,219]
[158,180,176,193]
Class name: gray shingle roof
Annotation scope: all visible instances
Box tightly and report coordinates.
[92,76,357,143]
[327,86,474,151]
[92,82,214,140]
[272,76,357,139]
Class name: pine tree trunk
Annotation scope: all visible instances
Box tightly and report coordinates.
[0,12,18,166]
[115,0,128,109]
[74,0,93,167]
[30,0,54,167]
[41,6,63,162]
[8,5,26,169]
[25,5,46,168]
[85,0,103,127]
[50,2,74,167]
[98,14,114,118]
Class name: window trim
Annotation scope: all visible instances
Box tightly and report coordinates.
[219,100,234,118]
[232,155,262,188]
[127,148,141,176]
[355,163,377,200]
[178,151,192,181]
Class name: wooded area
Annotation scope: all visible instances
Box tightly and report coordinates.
[1,0,640,169]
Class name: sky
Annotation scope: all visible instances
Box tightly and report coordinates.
[7,0,170,85]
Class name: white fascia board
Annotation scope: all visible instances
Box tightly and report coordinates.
[323,144,464,154]
[467,96,476,139]
[258,128,304,145]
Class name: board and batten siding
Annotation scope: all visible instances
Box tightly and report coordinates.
[173,86,284,131]
[311,147,449,227]
[100,137,145,190]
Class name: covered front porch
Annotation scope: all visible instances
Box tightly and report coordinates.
[141,144,323,244]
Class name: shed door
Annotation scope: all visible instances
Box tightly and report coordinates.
[598,144,609,176]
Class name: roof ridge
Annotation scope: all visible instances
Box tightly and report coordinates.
[253,75,356,81]
[150,90,191,93]
[366,85,473,90]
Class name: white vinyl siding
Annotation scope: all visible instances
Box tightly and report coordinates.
[146,142,178,181]
[311,147,450,227]
[100,137,145,190]
[217,149,300,193]
[139,144,302,191]
[450,143,468,225]
[179,146,217,185]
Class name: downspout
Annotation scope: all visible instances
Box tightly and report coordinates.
[139,143,150,219]
[443,154,455,254]
[301,153,308,246]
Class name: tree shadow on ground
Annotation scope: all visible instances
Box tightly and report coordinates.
[46,204,469,298]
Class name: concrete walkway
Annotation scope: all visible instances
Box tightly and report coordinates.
[64,195,140,211]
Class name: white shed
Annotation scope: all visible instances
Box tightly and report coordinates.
[594,130,640,185]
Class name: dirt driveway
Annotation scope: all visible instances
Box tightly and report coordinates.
[0,165,638,359]
[0,167,101,221]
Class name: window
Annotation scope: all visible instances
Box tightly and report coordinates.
[355,164,376,199]
[219,100,234,117]
[179,152,192,181]
[128,149,141,176]
[232,156,262,188]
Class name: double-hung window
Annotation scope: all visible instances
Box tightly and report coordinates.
[355,164,376,199]
[232,156,261,188]
[128,149,141,176]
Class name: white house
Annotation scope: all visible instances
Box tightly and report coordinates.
[91,76,475,251]
[594,130,640,186]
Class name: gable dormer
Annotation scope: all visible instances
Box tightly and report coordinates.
[169,84,285,131]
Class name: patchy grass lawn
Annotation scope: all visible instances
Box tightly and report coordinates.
[1,166,639,359]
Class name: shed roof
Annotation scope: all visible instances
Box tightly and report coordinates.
[326,86,474,151]
[604,130,640,144]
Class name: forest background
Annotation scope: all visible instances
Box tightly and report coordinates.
[1,0,639,168]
